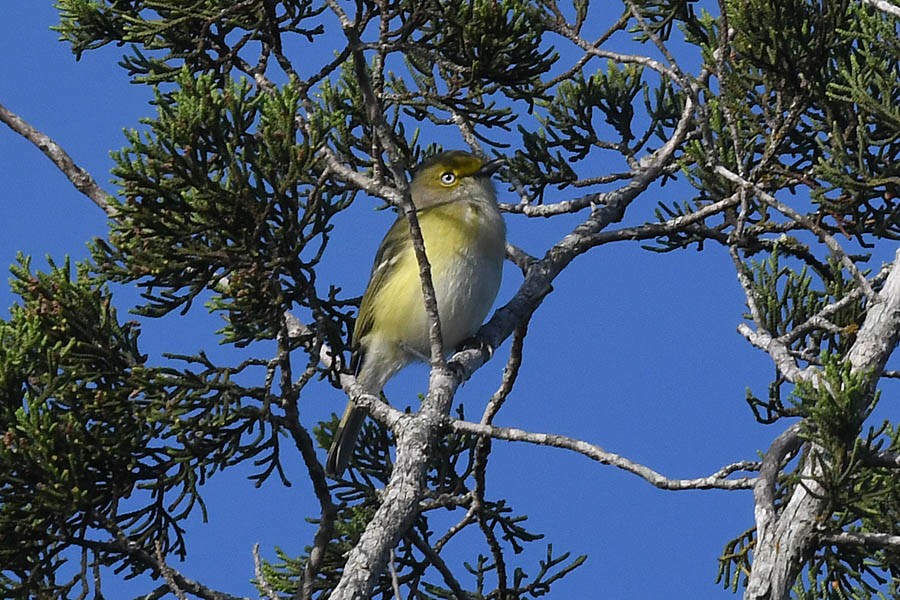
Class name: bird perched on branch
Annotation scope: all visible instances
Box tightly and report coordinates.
[325,150,506,477]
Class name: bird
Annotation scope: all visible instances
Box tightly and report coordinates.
[325,150,506,477]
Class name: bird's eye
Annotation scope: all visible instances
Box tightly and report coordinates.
[440,171,457,186]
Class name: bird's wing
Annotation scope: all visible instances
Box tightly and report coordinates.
[352,215,411,357]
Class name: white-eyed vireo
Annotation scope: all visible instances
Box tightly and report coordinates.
[325,150,506,477]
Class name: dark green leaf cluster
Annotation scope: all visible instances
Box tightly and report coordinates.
[377,0,560,157]
[39,1,605,596]
[94,69,351,347]
[54,0,326,83]
[712,0,855,187]
[405,0,558,96]
[726,0,851,100]
[628,0,707,44]
[460,545,587,600]
[556,64,644,152]
[0,258,285,596]
[816,9,900,240]
[793,565,900,600]
[0,257,152,595]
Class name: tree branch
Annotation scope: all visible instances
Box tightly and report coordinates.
[861,448,900,468]
[154,541,189,600]
[821,531,900,551]
[745,248,900,600]
[737,323,818,384]
[254,544,282,600]
[449,418,757,491]
[582,190,740,247]
[752,423,804,535]
[0,101,114,216]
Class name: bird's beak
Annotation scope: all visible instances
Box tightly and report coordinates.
[477,157,505,177]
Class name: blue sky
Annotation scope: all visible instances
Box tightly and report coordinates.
[0,4,794,599]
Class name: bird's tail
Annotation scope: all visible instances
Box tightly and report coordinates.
[325,349,396,477]
[325,402,367,477]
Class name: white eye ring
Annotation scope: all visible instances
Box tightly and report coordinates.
[440,172,457,186]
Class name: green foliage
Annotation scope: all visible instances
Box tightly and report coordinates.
[39,1,610,596]
[725,1,898,236]
[655,1,900,259]
[752,253,863,354]
[816,8,900,237]
[793,355,872,446]
[0,257,288,596]
[726,0,852,99]
[510,60,684,201]
[555,64,644,152]
[313,58,424,180]
[94,69,351,348]
[0,256,153,595]
[0,258,161,594]
[406,0,558,96]
[54,0,326,82]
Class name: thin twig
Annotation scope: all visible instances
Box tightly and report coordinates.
[433,506,477,553]
[715,166,876,299]
[407,530,467,599]
[276,316,339,600]
[154,541,189,600]
[780,288,868,344]
[254,544,282,600]
[544,15,684,83]
[623,0,689,85]
[481,323,527,426]
[583,191,741,248]
[283,312,407,427]
[388,550,403,600]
